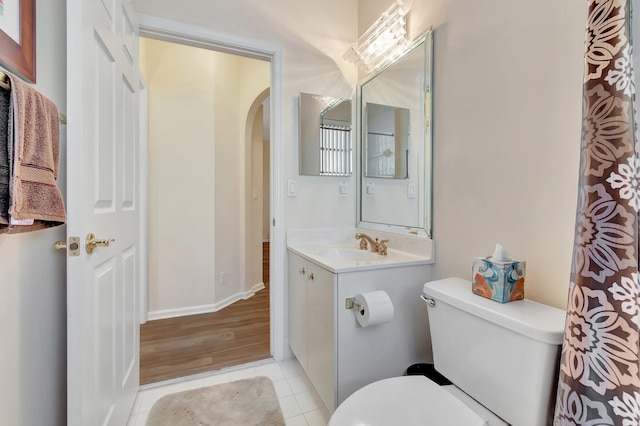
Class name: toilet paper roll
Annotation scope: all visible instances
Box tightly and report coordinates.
[355,291,394,327]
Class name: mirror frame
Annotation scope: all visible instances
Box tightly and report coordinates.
[356,29,433,238]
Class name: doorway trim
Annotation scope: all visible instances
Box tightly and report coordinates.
[137,14,286,361]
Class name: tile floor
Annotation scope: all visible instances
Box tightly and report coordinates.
[127,358,332,426]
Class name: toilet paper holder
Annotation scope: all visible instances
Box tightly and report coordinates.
[345,297,365,315]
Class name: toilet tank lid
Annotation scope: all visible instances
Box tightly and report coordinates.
[423,278,565,345]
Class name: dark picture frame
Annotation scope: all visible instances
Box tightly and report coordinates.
[0,0,35,83]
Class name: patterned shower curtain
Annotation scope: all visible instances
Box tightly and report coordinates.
[554,0,639,424]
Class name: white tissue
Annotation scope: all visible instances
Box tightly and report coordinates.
[492,243,510,262]
[354,291,394,327]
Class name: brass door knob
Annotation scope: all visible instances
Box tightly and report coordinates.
[85,233,115,254]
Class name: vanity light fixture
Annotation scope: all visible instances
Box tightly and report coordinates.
[343,0,409,73]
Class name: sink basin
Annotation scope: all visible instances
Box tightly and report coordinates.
[318,247,380,261]
[288,240,432,273]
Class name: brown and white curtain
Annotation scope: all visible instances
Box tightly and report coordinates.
[554,0,640,424]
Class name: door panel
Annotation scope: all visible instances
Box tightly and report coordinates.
[121,246,137,385]
[122,76,136,209]
[67,0,141,424]
[287,253,308,369]
[121,6,136,65]
[306,264,336,411]
[95,34,116,210]
[95,260,116,425]
[100,0,115,22]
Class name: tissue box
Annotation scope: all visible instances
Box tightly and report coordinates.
[472,257,525,303]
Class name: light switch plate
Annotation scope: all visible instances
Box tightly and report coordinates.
[287,179,297,197]
[366,182,375,196]
[339,181,348,196]
[407,183,416,198]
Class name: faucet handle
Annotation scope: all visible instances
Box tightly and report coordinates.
[377,239,389,255]
[355,233,369,250]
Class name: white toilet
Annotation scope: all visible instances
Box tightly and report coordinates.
[329,277,566,426]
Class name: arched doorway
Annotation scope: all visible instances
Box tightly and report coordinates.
[244,88,271,300]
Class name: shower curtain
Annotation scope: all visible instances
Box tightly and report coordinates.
[554,0,640,424]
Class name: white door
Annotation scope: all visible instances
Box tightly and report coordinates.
[66,0,141,425]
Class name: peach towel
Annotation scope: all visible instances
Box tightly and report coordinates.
[3,72,66,232]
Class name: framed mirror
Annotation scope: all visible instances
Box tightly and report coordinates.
[358,29,433,238]
[299,92,352,176]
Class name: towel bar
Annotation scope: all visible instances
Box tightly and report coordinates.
[0,71,67,124]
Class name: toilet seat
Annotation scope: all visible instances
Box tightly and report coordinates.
[328,376,487,426]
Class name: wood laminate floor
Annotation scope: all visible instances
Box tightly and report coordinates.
[139,242,271,385]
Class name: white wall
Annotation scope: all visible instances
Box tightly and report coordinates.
[248,104,266,291]
[263,139,271,241]
[215,54,271,303]
[360,0,586,308]
[0,0,67,424]
[131,0,359,230]
[132,0,589,312]
[141,38,269,316]
[142,38,216,314]
[263,99,271,242]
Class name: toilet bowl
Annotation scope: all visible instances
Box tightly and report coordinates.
[328,375,505,426]
[328,278,565,426]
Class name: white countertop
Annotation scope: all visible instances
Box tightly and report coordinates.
[288,243,432,273]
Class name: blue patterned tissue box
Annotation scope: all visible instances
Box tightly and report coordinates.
[472,257,526,303]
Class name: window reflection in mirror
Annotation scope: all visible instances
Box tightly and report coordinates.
[299,93,352,176]
[358,30,433,238]
[364,103,410,179]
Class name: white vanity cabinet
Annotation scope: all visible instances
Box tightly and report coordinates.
[287,252,336,412]
[287,249,432,413]
[287,253,309,368]
[305,262,335,412]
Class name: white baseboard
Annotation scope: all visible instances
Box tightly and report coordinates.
[147,282,266,321]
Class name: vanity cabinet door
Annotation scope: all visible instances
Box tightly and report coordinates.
[288,253,308,370]
[306,263,336,412]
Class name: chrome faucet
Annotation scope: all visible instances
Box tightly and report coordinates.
[355,233,389,255]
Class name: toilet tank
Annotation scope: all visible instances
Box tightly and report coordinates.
[423,278,565,426]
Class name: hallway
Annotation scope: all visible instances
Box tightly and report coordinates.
[139,243,271,384]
